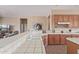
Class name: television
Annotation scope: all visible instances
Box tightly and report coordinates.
[0,24,10,31]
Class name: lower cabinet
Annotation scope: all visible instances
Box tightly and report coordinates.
[48,34,55,45]
[60,34,72,45]
[67,40,79,54]
[54,35,60,44]
[42,34,79,54]
[42,34,79,46]
[48,34,72,45]
[60,35,66,45]
[48,34,60,45]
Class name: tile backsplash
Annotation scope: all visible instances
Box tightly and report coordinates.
[54,28,79,33]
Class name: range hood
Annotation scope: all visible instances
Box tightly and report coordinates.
[58,22,70,24]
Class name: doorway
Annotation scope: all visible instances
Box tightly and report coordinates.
[20,18,27,33]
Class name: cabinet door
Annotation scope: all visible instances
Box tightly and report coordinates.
[73,15,79,28]
[63,15,69,22]
[69,15,79,28]
[58,15,63,22]
[60,35,66,45]
[54,34,60,44]
[60,35,72,45]
[54,15,79,28]
[48,34,55,45]
[69,15,74,28]
[67,40,79,54]
[54,15,59,27]
[48,34,60,45]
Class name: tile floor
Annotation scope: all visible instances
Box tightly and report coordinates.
[12,37,45,54]
[45,45,67,54]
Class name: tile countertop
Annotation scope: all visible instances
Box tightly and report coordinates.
[42,33,79,36]
[66,38,79,45]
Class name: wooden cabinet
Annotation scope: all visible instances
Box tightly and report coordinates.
[54,15,59,27]
[63,15,69,22]
[42,34,79,46]
[67,40,79,54]
[47,34,72,45]
[53,15,79,28]
[68,15,74,28]
[73,15,79,28]
[60,35,66,45]
[48,34,55,45]
[54,15,70,28]
[58,15,64,22]
[69,15,79,28]
[60,34,72,45]
[48,34,64,45]
[54,34,60,44]
[48,34,60,45]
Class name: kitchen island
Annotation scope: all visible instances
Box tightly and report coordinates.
[42,33,79,45]
[42,33,79,54]
[66,38,79,54]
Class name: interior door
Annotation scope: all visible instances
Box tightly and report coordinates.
[20,18,27,33]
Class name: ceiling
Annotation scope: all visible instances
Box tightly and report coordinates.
[0,5,79,17]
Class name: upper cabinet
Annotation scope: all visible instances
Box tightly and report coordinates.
[53,15,79,28]
[73,15,79,28]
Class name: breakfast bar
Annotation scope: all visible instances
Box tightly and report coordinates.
[66,38,79,54]
[42,32,79,54]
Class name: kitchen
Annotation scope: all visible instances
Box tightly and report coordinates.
[0,5,79,54]
[42,10,79,54]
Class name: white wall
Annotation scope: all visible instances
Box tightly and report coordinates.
[0,16,49,33]
[26,16,48,31]
[0,18,2,23]
[1,17,20,32]
[54,28,79,33]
